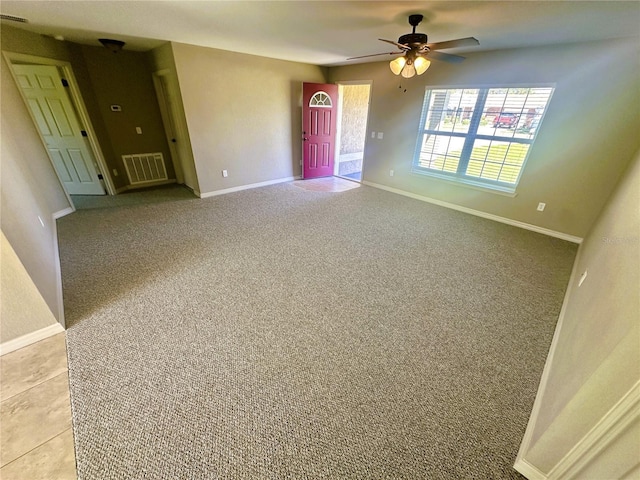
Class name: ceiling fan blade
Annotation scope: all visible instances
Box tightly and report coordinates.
[347,51,404,60]
[427,37,480,51]
[427,50,467,63]
[378,38,410,50]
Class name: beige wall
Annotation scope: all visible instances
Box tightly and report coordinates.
[520,148,640,474]
[1,26,175,342]
[171,43,327,194]
[1,25,174,191]
[1,26,119,187]
[65,42,122,189]
[329,38,640,238]
[0,24,72,62]
[1,54,70,331]
[148,43,200,192]
[1,232,58,343]
[80,44,175,186]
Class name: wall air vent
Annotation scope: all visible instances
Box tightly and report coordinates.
[0,14,29,23]
[122,153,168,185]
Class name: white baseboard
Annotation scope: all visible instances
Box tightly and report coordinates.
[547,380,640,479]
[199,176,301,199]
[53,207,75,219]
[514,459,547,480]
[514,243,584,477]
[0,323,65,356]
[183,184,200,197]
[362,181,583,244]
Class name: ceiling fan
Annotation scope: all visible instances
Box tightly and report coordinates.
[348,14,479,78]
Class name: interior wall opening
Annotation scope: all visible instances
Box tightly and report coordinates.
[335,82,371,182]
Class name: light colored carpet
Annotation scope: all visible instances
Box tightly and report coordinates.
[58,182,577,479]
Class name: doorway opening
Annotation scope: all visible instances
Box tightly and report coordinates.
[152,69,200,194]
[335,82,371,182]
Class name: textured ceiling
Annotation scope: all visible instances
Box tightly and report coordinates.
[1,1,639,65]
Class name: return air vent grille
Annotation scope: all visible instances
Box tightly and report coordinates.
[122,153,168,185]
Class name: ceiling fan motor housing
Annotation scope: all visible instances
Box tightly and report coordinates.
[398,33,428,47]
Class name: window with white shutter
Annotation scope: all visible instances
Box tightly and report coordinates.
[413,86,554,193]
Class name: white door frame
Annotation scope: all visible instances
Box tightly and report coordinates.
[151,68,199,194]
[334,80,373,180]
[152,69,184,184]
[3,51,116,198]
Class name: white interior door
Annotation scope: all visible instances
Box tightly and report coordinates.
[13,64,105,195]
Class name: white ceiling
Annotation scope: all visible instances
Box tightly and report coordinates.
[1,1,639,66]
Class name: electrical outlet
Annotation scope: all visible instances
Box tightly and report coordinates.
[113,169,118,176]
[537,202,546,212]
[377,132,384,139]
[371,131,376,138]
[389,169,394,177]
[222,169,228,178]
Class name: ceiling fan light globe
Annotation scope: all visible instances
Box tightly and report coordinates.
[389,56,406,75]
[414,56,431,75]
[401,62,416,78]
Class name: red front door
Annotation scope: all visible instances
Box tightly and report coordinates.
[302,83,338,179]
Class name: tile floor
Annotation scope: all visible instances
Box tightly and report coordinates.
[292,176,361,192]
[0,333,77,479]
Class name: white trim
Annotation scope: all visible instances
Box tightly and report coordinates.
[0,323,64,356]
[547,380,640,480]
[334,80,373,182]
[362,181,583,244]
[51,212,66,328]
[53,209,73,327]
[413,84,556,196]
[61,63,115,195]
[152,70,184,184]
[309,91,333,107]
[514,243,584,471]
[2,51,115,196]
[514,459,547,480]
[513,246,638,480]
[53,207,75,219]
[199,176,301,199]
[334,84,344,176]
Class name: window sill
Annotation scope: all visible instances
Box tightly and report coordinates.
[411,168,518,197]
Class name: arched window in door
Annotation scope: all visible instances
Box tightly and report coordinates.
[309,91,332,107]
